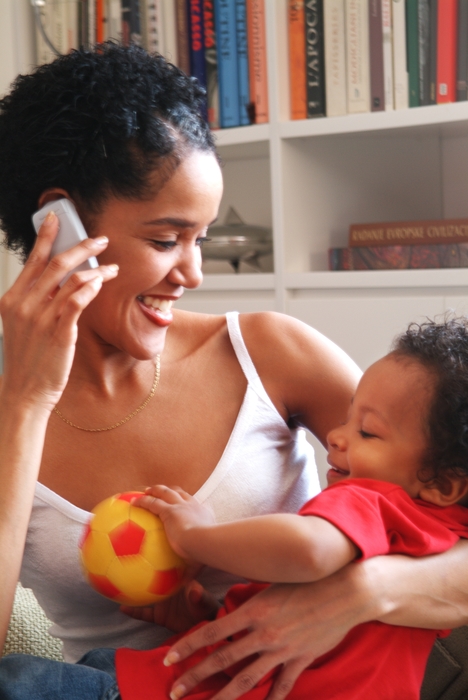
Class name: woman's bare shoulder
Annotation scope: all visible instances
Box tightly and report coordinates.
[238,311,361,442]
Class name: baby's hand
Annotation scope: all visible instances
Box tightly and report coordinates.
[132,485,216,560]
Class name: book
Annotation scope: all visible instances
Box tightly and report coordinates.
[289,0,307,120]
[106,0,122,42]
[392,0,408,109]
[215,0,240,127]
[329,243,468,270]
[162,1,178,64]
[381,0,393,111]
[188,0,207,90]
[369,0,385,111]
[345,0,370,113]
[78,0,89,48]
[204,0,220,128]
[436,0,457,103]
[236,0,250,125]
[122,0,142,46]
[141,0,165,54]
[35,0,55,64]
[406,0,419,107]
[457,0,468,101]
[418,0,430,105]
[88,0,96,45]
[305,0,326,117]
[324,0,346,116]
[428,0,437,103]
[246,0,269,123]
[175,0,191,74]
[96,0,105,42]
[349,218,468,247]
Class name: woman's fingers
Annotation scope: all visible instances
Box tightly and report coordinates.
[10,210,60,294]
[27,236,109,301]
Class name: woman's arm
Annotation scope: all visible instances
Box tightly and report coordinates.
[0,212,117,650]
[164,547,468,700]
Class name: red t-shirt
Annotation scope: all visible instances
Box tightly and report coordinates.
[116,479,468,700]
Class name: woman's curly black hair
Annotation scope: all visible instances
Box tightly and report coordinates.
[391,317,468,483]
[0,42,216,261]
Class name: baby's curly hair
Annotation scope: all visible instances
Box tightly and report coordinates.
[0,42,216,261]
[391,317,468,483]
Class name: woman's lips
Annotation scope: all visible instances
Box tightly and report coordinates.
[137,296,175,327]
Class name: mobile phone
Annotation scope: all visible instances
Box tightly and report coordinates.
[32,198,99,286]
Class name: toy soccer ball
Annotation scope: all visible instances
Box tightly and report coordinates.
[79,491,187,606]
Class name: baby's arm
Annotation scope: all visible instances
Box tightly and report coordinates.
[133,486,359,583]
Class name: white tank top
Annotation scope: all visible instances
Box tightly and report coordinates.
[20,312,320,662]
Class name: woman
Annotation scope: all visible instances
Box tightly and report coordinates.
[0,44,467,700]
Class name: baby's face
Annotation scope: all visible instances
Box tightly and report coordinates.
[326,356,433,497]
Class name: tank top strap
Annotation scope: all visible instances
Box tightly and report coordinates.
[226,311,275,407]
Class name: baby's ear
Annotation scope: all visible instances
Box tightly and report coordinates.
[419,474,468,507]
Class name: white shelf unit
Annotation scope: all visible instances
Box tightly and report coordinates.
[185,0,468,300]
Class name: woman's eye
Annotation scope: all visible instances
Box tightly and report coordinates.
[152,240,177,250]
[197,237,212,247]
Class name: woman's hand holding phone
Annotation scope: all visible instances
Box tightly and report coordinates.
[0,204,118,414]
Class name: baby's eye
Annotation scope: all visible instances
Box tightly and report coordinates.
[197,237,212,247]
[359,430,375,439]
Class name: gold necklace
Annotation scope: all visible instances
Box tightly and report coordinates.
[52,355,161,432]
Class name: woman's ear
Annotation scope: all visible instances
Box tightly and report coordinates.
[419,475,468,507]
[37,188,72,209]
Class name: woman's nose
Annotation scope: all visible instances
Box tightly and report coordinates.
[169,245,203,289]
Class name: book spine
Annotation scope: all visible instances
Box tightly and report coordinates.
[330,244,468,270]
[88,0,96,44]
[392,0,408,108]
[457,0,468,101]
[428,0,437,103]
[142,0,165,54]
[215,0,240,127]
[236,0,250,125]
[246,0,269,123]
[406,0,419,106]
[436,0,457,103]
[163,1,178,64]
[175,0,191,74]
[305,0,326,117]
[78,0,89,48]
[96,0,105,42]
[349,219,468,247]
[51,0,69,54]
[418,0,430,104]
[381,0,393,110]
[188,0,207,88]
[204,0,220,128]
[35,0,54,64]
[324,0,347,116]
[289,0,307,120]
[345,0,370,113]
[369,0,385,110]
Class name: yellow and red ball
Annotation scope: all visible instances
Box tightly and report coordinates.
[79,491,186,606]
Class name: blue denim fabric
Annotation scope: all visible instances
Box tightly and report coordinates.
[0,648,120,700]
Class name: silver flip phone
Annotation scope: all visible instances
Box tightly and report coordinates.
[32,199,99,286]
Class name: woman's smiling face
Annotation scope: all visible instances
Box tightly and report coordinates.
[76,150,223,358]
[326,355,434,497]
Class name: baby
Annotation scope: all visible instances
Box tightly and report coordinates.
[117,317,468,700]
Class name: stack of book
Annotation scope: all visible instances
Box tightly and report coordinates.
[34,0,268,130]
[289,0,468,119]
[329,218,468,270]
